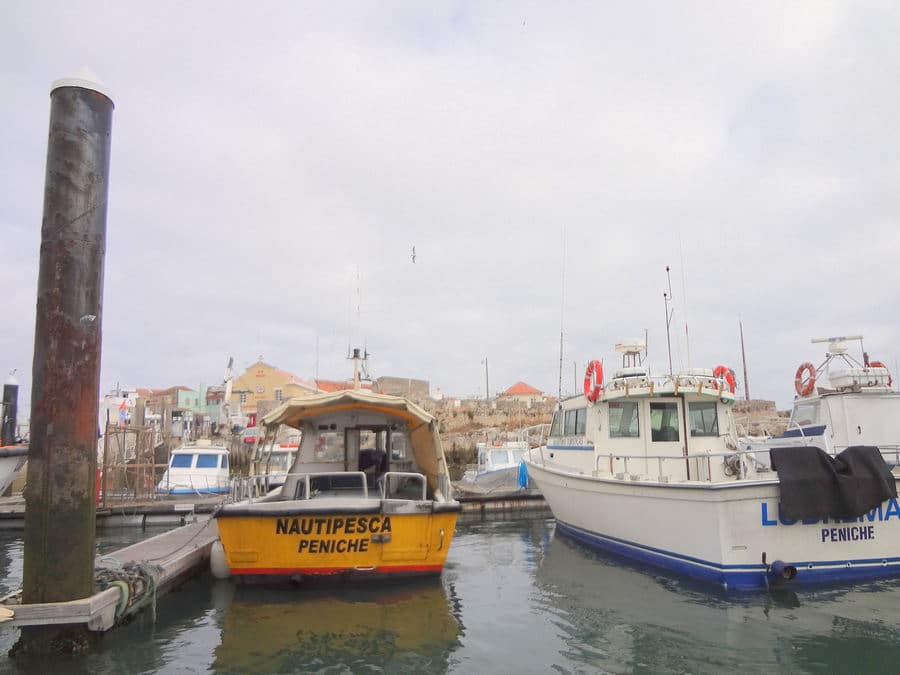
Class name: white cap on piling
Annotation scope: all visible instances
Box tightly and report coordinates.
[51,66,114,102]
[4,373,17,387]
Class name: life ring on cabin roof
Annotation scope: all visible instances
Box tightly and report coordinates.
[712,365,736,393]
[583,360,604,402]
[869,361,893,388]
[794,362,817,397]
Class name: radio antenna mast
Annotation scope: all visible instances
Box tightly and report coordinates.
[557,227,567,405]
[663,266,674,376]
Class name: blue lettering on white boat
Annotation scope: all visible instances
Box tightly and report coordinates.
[761,498,900,527]
[820,525,875,542]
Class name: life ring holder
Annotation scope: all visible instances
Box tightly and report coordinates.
[711,365,736,394]
[583,360,604,402]
[869,361,893,388]
[794,362,816,397]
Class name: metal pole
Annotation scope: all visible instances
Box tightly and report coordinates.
[16,69,113,656]
[1,375,18,446]
[484,358,489,401]
[739,319,750,401]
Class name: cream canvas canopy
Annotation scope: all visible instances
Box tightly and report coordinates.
[260,390,450,494]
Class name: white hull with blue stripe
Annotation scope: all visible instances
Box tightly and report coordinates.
[524,339,900,591]
[526,455,900,590]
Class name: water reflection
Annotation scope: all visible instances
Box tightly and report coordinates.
[531,526,900,672]
[211,580,463,674]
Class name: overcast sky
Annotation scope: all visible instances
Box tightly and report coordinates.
[2,1,899,415]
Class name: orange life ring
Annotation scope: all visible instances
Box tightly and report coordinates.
[583,360,604,402]
[712,365,736,393]
[794,362,816,397]
[869,361,892,388]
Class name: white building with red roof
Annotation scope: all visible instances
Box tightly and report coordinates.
[500,381,544,405]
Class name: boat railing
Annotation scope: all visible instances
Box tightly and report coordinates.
[519,424,551,448]
[587,448,771,483]
[379,471,427,500]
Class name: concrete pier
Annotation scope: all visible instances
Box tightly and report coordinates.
[16,69,114,655]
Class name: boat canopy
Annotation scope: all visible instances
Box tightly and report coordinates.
[260,390,448,492]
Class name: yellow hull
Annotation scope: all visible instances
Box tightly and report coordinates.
[217,510,459,578]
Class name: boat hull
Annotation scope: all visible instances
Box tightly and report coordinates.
[0,446,27,495]
[526,459,900,590]
[216,506,459,581]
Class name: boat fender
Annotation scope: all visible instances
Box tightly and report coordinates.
[583,360,604,402]
[712,365,736,394]
[210,539,231,579]
[768,560,797,581]
[794,362,816,397]
[869,361,893,388]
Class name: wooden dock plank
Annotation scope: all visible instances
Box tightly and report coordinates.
[1,518,219,631]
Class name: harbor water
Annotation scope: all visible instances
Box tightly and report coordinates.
[2,514,900,673]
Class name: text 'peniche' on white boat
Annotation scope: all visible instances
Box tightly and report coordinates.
[523,339,900,591]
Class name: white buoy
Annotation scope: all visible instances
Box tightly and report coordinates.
[210,540,231,579]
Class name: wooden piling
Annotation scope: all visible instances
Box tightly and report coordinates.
[14,69,114,657]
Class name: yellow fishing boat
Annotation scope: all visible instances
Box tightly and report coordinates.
[215,372,460,583]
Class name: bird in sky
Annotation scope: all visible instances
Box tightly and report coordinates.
[411,246,416,264]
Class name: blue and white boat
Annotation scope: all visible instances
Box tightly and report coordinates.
[524,339,900,591]
[741,335,898,463]
[157,441,231,495]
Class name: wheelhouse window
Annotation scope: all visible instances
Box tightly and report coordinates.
[791,401,820,427]
[563,408,587,436]
[170,454,194,468]
[196,454,219,469]
[390,431,408,460]
[314,429,346,461]
[550,411,563,437]
[688,401,719,437]
[609,401,640,438]
[650,402,680,442]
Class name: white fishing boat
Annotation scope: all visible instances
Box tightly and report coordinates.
[524,339,900,591]
[740,336,898,464]
[0,445,27,495]
[157,440,231,495]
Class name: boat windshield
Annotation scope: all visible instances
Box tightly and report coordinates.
[315,431,345,462]
[791,400,821,427]
[265,452,292,471]
[197,454,220,469]
[650,402,681,442]
[609,401,640,438]
[688,401,719,437]
[490,449,510,466]
[170,454,193,468]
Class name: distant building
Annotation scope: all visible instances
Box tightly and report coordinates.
[231,360,317,414]
[374,376,429,401]
[499,381,544,406]
[315,378,373,393]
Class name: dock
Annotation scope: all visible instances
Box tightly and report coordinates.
[1,518,219,632]
[0,494,226,530]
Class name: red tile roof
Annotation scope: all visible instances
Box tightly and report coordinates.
[502,381,542,396]
[316,379,374,393]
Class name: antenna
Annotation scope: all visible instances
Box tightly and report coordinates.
[557,227,567,404]
[739,318,750,401]
[663,266,674,376]
[679,235,691,370]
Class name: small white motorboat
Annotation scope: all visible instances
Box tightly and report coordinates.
[157,440,231,495]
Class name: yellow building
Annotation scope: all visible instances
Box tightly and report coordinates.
[230,360,317,414]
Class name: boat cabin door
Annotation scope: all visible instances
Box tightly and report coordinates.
[648,399,688,480]
[346,427,389,488]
